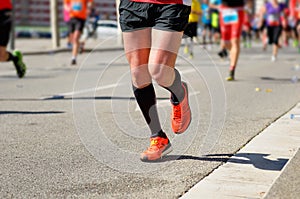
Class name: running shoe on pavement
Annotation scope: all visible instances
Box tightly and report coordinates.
[171,82,191,134]
[184,46,189,54]
[140,136,172,161]
[226,70,235,81]
[71,59,77,65]
[12,50,26,78]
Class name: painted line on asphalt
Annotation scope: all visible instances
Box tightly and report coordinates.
[180,103,300,199]
[43,68,196,100]
[42,83,122,99]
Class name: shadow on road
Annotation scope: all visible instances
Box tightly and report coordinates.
[0,111,65,115]
[44,96,170,101]
[153,153,288,171]
[0,96,169,101]
[260,76,298,84]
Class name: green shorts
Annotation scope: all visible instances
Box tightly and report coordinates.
[119,0,191,32]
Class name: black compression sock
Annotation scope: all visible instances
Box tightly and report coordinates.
[7,52,18,64]
[164,69,184,104]
[151,130,168,139]
[133,84,162,137]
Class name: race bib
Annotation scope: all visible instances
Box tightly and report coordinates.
[222,9,238,24]
[289,18,296,27]
[267,14,279,24]
[72,2,82,11]
[205,10,210,20]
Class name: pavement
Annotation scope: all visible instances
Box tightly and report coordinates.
[12,37,124,55]
[1,37,300,198]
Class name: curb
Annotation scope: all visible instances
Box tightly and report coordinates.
[180,102,300,199]
[263,148,300,199]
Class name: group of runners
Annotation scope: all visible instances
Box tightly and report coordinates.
[1,0,300,162]
[184,0,300,80]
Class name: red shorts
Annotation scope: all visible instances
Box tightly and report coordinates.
[219,6,244,41]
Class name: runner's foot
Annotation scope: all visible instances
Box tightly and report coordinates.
[171,82,191,134]
[140,136,172,161]
[226,70,235,81]
[71,59,77,65]
[12,50,26,78]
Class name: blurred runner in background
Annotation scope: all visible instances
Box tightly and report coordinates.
[183,0,202,59]
[201,0,213,49]
[260,0,286,62]
[289,0,300,52]
[0,0,26,78]
[219,0,246,81]
[64,0,93,65]
[63,0,72,49]
[79,8,99,54]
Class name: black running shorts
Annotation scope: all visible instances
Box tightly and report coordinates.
[204,23,212,31]
[119,0,191,32]
[184,22,198,38]
[0,9,12,47]
[267,26,282,45]
[69,17,86,33]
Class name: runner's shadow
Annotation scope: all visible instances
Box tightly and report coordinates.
[260,76,296,83]
[154,153,288,171]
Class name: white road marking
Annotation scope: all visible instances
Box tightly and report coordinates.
[44,68,195,100]
[180,68,197,74]
[43,83,122,99]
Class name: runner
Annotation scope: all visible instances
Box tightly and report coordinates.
[119,0,192,161]
[242,2,253,48]
[183,0,202,59]
[79,8,99,54]
[289,0,300,52]
[64,0,93,65]
[260,0,286,62]
[258,0,269,51]
[63,0,72,49]
[281,8,291,47]
[219,0,245,81]
[201,0,213,49]
[0,0,26,78]
[251,13,261,41]
[209,0,228,58]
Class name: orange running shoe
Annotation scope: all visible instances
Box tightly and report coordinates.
[171,82,191,134]
[140,137,172,161]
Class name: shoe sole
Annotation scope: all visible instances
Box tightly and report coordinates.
[162,144,173,157]
[226,77,235,81]
[140,143,173,162]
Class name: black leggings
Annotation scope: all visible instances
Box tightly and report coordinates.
[267,26,282,45]
[0,9,12,47]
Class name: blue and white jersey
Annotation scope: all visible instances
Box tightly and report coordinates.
[201,3,211,24]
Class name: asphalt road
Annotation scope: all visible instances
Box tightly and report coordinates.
[1,44,300,198]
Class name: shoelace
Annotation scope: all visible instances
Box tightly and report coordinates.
[147,139,164,152]
[173,105,182,121]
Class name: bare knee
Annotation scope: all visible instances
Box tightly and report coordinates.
[149,64,175,87]
[130,65,152,88]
